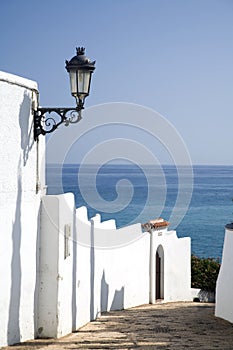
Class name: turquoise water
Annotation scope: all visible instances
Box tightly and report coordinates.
[46,164,233,259]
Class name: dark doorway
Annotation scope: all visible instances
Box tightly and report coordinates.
[156,252,161,299]
[155,245,164,300]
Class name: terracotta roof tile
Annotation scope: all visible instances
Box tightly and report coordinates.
[141,218,169,231]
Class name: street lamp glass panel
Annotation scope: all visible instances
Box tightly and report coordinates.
[68,70,92,100]
[78,70,91,95]
[69,69,77,96]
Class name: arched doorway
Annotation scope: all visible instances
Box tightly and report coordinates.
[156,245,164,300]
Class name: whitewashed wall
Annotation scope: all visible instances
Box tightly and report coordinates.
[37,194,75,338]
[148,227,191,303]
[81,221,151,321]
[0,71,45,346]
[38,196,150,336]
[164,234,191,302]
[215,224,233,323]
[38,193,191,338]
[74,207,92,328]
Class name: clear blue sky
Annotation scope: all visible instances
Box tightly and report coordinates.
[1,0,233,164]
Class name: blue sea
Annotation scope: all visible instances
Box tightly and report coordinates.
[46,164,233,260]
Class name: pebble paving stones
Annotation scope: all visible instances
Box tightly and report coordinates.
[2,302,233,350]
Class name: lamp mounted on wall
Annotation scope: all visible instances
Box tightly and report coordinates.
[34,47,95,141]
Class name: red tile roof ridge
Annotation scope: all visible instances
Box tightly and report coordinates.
[142,218,170,230]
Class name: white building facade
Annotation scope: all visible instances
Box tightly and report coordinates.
[0,71,45,346]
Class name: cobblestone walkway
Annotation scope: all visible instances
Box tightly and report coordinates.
[2,302,233,349]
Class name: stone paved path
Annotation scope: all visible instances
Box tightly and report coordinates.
[2,302,233,349]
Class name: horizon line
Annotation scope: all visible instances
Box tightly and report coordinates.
[46,162,233,167]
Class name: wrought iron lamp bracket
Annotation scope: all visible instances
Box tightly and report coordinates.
[34,106,83,141]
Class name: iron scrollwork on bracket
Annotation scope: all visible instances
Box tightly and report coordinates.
[34,107,82,141]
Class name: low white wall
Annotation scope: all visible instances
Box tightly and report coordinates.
[215,225,233,323]
[92,224,150,314]
[75,206,150,328]
[0,71,45,346]
[74,207,92,328]
[38,194,191,338]
[38,196,150,337]
[163,232,191,302]
[37,194,75,338]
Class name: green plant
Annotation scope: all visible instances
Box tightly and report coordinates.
[191,255,221,292]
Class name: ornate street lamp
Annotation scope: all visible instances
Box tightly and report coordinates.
[34,47,95,141]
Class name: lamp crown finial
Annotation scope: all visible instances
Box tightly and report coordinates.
[76,47,85,56]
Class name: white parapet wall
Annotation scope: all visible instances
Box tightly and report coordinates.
[74,207,92,328]
[38,196,150,336]
[0,71,45,346]
[162,231,191,302]
[215,224,233,323]
[37,194,75,338]
[74,208,146,327]
[38,194,191,338]
[85,222,150,321]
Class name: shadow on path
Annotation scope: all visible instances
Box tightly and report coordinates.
[3,302,233,349]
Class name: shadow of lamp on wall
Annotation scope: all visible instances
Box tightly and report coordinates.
[33,47,95,141]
